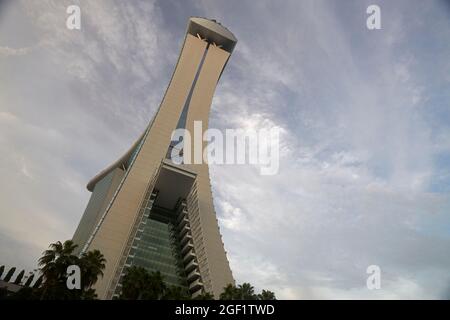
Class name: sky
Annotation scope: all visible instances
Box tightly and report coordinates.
[1,0,450,299]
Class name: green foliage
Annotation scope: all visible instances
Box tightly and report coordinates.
[79,250,106,289]
[1,240,278,301]
[237,283,257,300]
[219,283,276,300]
[119,267,216,300]
[0,239,106,300]
[219,283,239,300]
[163,285,191,300]
[35,240,105,299]
[193,292,215,300]
[258,289,276,300]
[120,266,167,300]
[118,272,278,301]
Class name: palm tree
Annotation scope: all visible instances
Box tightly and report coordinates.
[220,283,276,300]
[163,285,190,300]
[38,240,78,279]
[120,266,150,299]
[39,241,78,283]
[220,284,238,300]
[38,240,80,299]
[120,266,167,300]
[237,283,257,300]
[146,271,166,299]
[194,291,215,300]
[258,289,276,300]
[36,239,106,299]
[80,250,106,289]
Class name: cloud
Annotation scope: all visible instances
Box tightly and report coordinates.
[1,0,450,300]
[0,46,32,57]
[202,0,450,299]
[0,0,171,270]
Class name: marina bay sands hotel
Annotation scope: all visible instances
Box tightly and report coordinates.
[72,18,237,299]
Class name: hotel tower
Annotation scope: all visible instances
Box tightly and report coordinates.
[72,17,237,299]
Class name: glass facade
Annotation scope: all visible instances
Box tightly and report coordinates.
[116,191,189,292]
[73,168,124,254]
[130,206,188,288]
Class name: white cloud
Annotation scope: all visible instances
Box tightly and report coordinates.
[1,0,449,300]
[0,46,32,57]
[205,0,450,299]
[0,0,170,271]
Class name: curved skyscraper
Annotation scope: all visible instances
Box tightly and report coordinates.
[72,17,237,299]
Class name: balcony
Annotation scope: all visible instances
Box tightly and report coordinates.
[176,208,188,223]
[189,278,203,292]
[191,288,203,299]
[187,269,201,282]
[183,249,196,263]
[185,259,198,273]
[177,216,189,230]
[181,241,194,255]
[180,233,192,246]
[179,224,191,238]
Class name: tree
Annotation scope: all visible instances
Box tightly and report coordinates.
[3,267,16,282]
[219,284,239,300]
[0,265,4,279]
[120,266,150,300]
[258,289,276,300]
[14,270,25,285]
[38,240,79,299]
[120,266,167,300]
[145,270,166,299]
[220,283,276,300]
[39,240,79,283]
[81,288,97,300]
[237,283,257,300]
[79,250,106,289]
[163,285,190,300]
[36,239,106,299]
[194,292,215,300]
